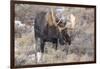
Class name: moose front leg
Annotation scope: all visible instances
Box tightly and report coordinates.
[36,39,45,63]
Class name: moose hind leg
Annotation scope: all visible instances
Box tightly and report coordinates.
[40,40,45,53]
[52,39,58,50]
[53,43,57,50]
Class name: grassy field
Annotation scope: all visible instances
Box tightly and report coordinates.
[15,4,95,66]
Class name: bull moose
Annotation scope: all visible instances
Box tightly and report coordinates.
[34,9,72,54]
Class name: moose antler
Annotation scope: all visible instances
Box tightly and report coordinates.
[50,8,66,31]
[50,8,58,27]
